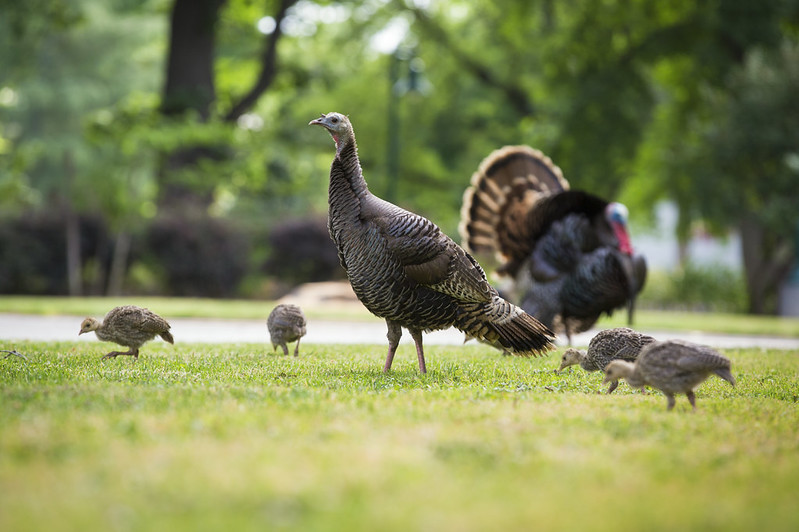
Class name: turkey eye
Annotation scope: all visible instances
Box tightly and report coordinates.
[331,117,339,123]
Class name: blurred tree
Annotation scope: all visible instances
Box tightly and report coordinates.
[691,42,799,313]
[392,0,798,314]
[622,0,799,313]
[263,217,342,285]
[84,94,162,295]
[2,0,797,310]
[158,0,297,207]
[0,0,164,295]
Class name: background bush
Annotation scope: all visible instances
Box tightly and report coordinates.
[638,263,747,313]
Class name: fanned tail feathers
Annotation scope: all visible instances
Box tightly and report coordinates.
[459,146,569,262]
[457,295,555,356]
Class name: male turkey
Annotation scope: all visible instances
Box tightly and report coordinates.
[267,303,307,357]
[603,339,736,411]
[310,113,555,373]
[79,305,174,360]
[557,327,656,393]
[460,146,647,344]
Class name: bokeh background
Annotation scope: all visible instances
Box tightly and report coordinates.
[1,0,798,315]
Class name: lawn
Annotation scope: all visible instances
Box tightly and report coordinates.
[1,340,798,531]
[2,295,799,337]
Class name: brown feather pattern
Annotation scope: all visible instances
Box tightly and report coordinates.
[79,305,173,360]
[558,327,656,393]
[604,339,735,410]
[267,303,307,357]
[311,114,555,373]
[460,146,647,342]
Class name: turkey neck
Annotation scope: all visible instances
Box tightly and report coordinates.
[94,323,112,342]
[329,130,368,227]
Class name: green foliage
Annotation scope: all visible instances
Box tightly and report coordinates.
[1,341,798,530]
[0,0,164,206]
[697,41,799,238]
[638,263,748,313]
[2,0,799,302]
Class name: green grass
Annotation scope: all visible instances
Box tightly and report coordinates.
[600,309,799,337]
[0,295,374,321]
[2,341,798,531]
[2,295,799,337]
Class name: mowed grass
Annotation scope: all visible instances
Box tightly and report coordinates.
[0,295,374,322]
[1,340,798,531]
[2,295,799,337]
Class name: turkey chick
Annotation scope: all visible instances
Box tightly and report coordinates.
[557,327,656,393]
[79,305,173,360]
[603,339,735,410]
[267,303,307,357]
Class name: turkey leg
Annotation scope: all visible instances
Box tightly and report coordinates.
[383,320,402,372]
[686,390,697,411]
[102,348,139,360]
[409,328,427,374]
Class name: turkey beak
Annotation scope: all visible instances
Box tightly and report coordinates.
[309,115,326,126]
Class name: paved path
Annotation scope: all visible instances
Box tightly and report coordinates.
[2,313,798,350]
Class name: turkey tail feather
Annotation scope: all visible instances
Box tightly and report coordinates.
[456,295,556,356]
[460,146,569,262]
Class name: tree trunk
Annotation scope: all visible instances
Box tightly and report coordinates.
[223,0,298,122]
[159,0,295,208]
[63,150,82,296]
[106,231,131,296]
[740,216,794,315]
[161,0,224,119]
[65,207,82,296]
[159,0,226,208]
[741,217,766,313]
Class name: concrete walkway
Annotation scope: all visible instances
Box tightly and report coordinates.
[2,313,798,350]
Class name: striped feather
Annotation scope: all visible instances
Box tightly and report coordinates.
[311,114,556,372]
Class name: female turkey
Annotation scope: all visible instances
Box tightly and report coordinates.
[603,339,736,410]
[267,303,307,357]
[460,146,647,343]
[557,327,656,393]
[310,113,555,373]
[79,305,173,360]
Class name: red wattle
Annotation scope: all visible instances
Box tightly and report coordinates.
[613,223,633,255]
